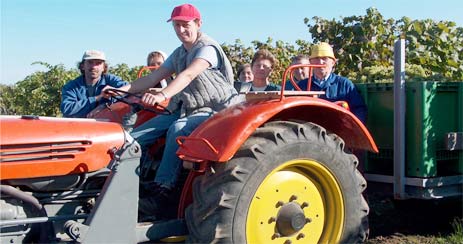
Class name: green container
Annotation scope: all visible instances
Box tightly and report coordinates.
[357,81,463,178]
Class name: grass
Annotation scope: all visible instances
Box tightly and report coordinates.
[439,218,463,244]
[365,184,463,244]
[366,217,462,244]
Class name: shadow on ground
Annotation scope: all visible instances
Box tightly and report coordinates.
[366,182,463,242]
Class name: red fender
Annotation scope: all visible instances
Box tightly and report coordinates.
[177,96,378,163]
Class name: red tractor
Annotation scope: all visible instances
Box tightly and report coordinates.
[0,64,377,243]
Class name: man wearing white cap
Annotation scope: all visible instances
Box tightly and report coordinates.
[60,50,129,118]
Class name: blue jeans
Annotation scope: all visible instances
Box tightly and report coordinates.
[131,111,212,188]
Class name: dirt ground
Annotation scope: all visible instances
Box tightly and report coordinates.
[365,182,463,243]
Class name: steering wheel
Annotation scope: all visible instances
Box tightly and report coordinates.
[105,88,172,115]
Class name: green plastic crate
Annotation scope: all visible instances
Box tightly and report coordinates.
[357,81,463,177]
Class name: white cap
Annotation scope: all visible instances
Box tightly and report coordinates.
[82,50,106,61]
[152,50,167,60]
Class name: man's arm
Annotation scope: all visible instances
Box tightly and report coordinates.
[60,85,97,118]
[139,58,211,106]
[105,74,129,88]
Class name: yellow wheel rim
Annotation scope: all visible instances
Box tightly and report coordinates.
[246,159,344,244]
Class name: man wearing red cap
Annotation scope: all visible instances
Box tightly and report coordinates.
[115,3,241,219]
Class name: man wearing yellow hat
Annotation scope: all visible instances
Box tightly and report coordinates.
[293,42,367,123]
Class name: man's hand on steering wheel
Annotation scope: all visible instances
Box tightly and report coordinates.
[95,85,115,101]
[103,88,172,115]
[140,92,166,107]
[102,86,122,98]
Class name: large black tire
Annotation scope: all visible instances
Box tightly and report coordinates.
[185,121,369,244]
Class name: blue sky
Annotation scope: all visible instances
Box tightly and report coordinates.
[2,0,462,85]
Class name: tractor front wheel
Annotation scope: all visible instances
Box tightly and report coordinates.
[186,121,369,243]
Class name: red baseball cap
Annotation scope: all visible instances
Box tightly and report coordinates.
[167,4,201,22]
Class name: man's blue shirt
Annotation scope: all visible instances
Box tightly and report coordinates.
[60,74,128,118]
[285,73,367,123]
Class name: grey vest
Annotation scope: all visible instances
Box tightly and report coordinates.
[168,33,242,117]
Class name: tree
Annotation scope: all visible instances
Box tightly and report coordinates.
[0,63,142,117]
[2,8,461,116]
[108,63,142,81]
[304,7,463,82]
[223,38,311,83]
[1,62,79,116]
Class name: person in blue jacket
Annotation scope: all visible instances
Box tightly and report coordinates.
[60,50,129,118]
[287,42,367,123]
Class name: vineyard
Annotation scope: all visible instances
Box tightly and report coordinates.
[0,7,462,243]
[1,7,462,116]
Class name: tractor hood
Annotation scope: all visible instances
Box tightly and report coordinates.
[0,115,126,180]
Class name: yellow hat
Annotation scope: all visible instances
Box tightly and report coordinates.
[310,42,336,60]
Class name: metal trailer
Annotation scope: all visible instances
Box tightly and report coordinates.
[358,39,463,200]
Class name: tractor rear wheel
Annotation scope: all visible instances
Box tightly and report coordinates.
[185,121,369,243]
